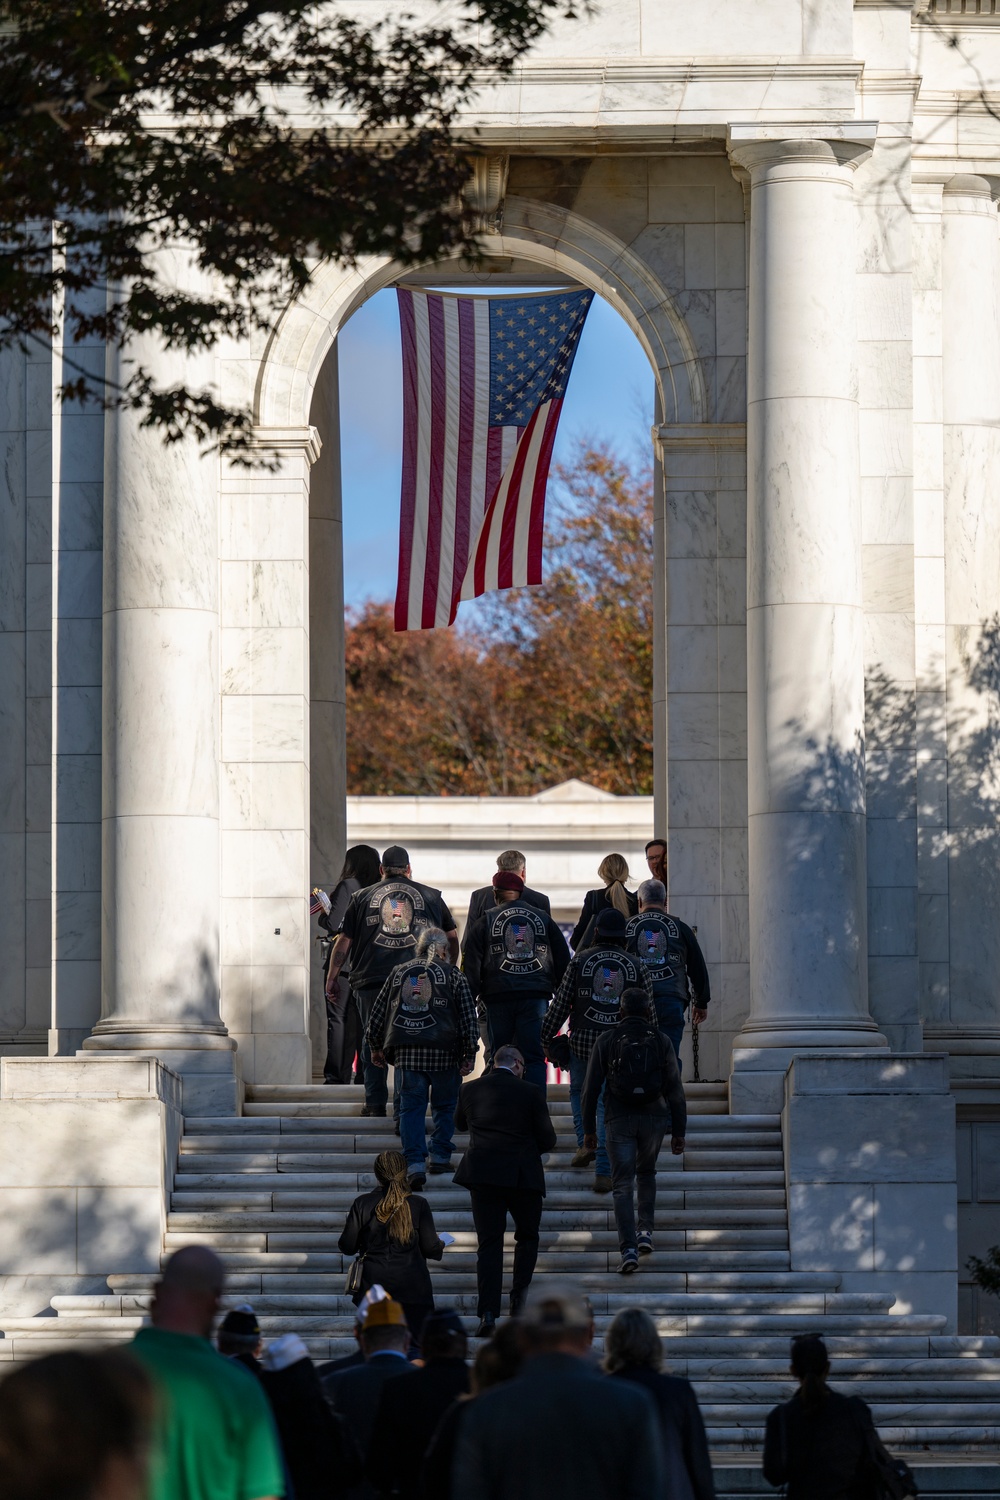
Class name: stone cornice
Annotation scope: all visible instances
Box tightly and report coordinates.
[654,422,747,456]
[728,120,878,172]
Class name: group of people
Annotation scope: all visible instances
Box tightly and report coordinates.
[317,841,706,1308]
[0,1248,912,1500]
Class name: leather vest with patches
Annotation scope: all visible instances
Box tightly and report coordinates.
[479,902,556,1000]
[569,947,645,1033]
[625,911,691,1009]
[383,959,459,1051]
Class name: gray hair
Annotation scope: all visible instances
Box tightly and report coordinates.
[416,926,449,960]
[493,1045,524,1070]
[497,850,527,873]
[637,879,666,908]
[604,1307,663,1373]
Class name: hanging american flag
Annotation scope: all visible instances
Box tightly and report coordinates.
[394,286,593,631]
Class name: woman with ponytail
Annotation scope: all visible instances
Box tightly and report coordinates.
[762,1334,887,1499]
[570,853,639,952]
[339,1150,445,1342]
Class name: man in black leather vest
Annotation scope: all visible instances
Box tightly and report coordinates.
[625,879,710,1074]
[463,870,570,1092]
[326,845,459,1117]
[541,908,654,1192]
[367,927,479,1189]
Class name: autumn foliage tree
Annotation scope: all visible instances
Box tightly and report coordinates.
[345,446,653,796]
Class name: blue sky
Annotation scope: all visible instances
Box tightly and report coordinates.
[337,287,654,609]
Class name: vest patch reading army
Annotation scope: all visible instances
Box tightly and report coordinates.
[573,949,643,1028]
[489,903,549,976]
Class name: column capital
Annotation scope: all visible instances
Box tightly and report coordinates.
[652,423,746,461]
[250,424,323,466]
[727,121,878,175]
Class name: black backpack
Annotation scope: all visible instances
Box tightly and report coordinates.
[606,1026,663,1103]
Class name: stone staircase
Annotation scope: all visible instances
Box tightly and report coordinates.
[2,1080,998,1495]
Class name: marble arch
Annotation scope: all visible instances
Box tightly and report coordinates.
[253,195,709,432]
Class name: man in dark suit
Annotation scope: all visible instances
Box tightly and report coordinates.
[322,1297,415,1499]
[366,1309,470,1499]
[463,849,550,940]
[453,1045,557,1335]
[453,1287,665,1500]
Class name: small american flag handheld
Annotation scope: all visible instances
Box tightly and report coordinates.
[310,888,332,917]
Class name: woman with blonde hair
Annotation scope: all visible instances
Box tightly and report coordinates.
[570,852,639,951]
[339,1149,446,1342]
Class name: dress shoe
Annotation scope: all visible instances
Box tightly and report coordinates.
[475,1314,497,1338]
[428,1161,452,1175]
[509,1290,526,1317]
[360,1106,386,1118]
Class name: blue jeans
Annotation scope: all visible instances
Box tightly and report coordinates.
[355,988,388,1112]
[569,1050,608,1177]
[656,1000,686,1077]
[485,998,547,1091]
[399,1066,460,1169]
[606,1111,667,1253]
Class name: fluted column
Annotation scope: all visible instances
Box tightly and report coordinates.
[727,124,886,1054]
[923,176,1000,1071]
[85,339,234,1063]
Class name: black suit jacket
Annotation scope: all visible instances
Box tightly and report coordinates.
[323,1354,416,1486]
[453,1068,557,1196]
[463,884,550,950]
[367,1359,470,1498]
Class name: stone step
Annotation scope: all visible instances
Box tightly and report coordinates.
[711,1464,1000,1499]
[170,1195,789,1221]
[170,1177,786,1200]
[163,1229,791,1251]
[107,1269,843,1295]
[246,1082,728,1099]
[184,1111,776,1133]
[241,1099,731,1117]
[166,1203,789,1228]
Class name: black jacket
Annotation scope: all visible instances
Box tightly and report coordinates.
[570,887,639,951]
[323,1355,416,1500]
[453,1069,557,1196]
[262,1356,360,1500]
[610,1366,715,1500]
[763,1388,874,1500]
[462,902,570,1003]
[464,884,550,939]
[367,1359,470,1498]
[453,1352,665,1500]
[339,1189,444,1306]
[581,1019,687,1135]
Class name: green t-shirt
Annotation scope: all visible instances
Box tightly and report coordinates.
[131,1327,285,1500]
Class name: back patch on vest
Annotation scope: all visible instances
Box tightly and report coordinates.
[578,950,641,1026]
[489,904,548,976]
[367,881,427,951]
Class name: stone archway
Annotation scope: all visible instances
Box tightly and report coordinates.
[222,198,708,1080]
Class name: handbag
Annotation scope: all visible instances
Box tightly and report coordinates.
[345,1252,365,1294]
[857,1411,918,1499]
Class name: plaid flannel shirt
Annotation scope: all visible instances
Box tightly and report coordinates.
[367,962,479,1073]
[542,955,655,1064]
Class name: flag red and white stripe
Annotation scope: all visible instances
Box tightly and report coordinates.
[393,286,591,631]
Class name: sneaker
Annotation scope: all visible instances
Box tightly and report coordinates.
[637,1232,653,1257]
[360,1106,386,1118]
[571,1146,596,1168]
[593,1175,613,1194]
[428,1161,452,1175]
[407,1173,426,1191]
[618,1250,639,1276]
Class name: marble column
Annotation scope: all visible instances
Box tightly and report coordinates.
[924,176,1000,1073]
[84,339,238,1107]
[727,125,886,1061]
[308,346,347,1077]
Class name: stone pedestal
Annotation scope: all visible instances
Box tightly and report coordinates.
[727,124,887,1067]
[784,1053,958,1329]
[0,1056,182,1316]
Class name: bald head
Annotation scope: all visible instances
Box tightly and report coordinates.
[152,1247,225,1338]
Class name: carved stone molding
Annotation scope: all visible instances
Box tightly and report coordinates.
[464,154,510,235]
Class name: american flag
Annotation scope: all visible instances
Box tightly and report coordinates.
[394,286,593,631]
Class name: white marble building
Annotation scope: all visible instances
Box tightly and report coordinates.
[1,0,1000,1333]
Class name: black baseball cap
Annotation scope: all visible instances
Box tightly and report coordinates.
[382,846,410,867]
[595,908,627,938]
[219,1308,260,1340]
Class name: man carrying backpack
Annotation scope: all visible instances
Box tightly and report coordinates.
[581,987,687,1276]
